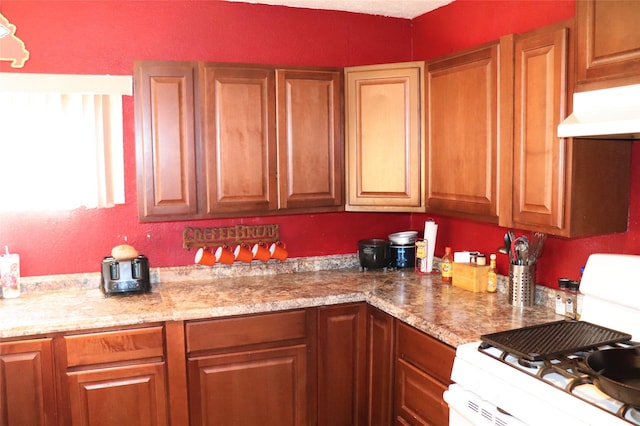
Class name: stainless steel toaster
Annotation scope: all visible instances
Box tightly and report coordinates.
[100,255,150,296]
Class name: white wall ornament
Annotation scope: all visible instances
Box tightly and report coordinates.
[0,13,29,68]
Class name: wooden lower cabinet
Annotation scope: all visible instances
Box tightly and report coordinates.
[394,322,455,426]
[317,303,367,426]
[66,362,168,426]
[395,360,449,426]
[0,338,57,426]
[0,303,458,426]
[188,345,308,426]
[186,309,313,426]
[366,306,395,426]
[56,325,170,426]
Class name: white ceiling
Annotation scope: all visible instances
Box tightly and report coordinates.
[224,0,455,19]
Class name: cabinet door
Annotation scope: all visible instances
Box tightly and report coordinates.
[66,362,168,426]
[276,69,344,211]
[345,62,425,212]
[394,360,448,426]
[577,0,640,90]
[0,338,56,426]
[395,322,455,426]
[317,303,367,426]
[134,61,199,221]
[511,23,569,232]
[426,41,506,223]
[201,64,277,215]
[366,306,395,426]
[188,345,308,426]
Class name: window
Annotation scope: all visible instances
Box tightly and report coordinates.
[0,73,132,212]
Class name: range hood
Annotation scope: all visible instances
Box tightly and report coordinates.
[557,84,640,139]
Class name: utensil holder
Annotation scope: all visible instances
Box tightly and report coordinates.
[509,264,536,307]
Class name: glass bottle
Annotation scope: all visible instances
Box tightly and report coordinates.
[555,278,569,316]
[566,280,580,319]
[487,254,497,293]
[441,246,453,283]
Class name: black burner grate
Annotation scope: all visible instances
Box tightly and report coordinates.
[480,320,631,361]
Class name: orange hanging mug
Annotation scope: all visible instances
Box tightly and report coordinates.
[234,244,253,263]
[252,242,271,262]
[195,247,216,266]
[269,241,288,261]
[215,245,234,264]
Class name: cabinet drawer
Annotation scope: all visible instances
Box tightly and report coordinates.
[186,309,307,353]
[64,326,165,367]
[396,322,455,385]
[395,359,449,426]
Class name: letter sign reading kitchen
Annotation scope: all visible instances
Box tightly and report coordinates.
[0,13,29,68]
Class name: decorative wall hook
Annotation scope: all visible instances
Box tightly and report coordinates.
[0,13,29,68]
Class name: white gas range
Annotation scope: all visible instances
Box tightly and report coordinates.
[444,254,640,426]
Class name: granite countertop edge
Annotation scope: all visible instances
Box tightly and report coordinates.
[0,255,563,346]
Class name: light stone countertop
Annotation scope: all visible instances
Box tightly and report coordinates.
[0,255,563,347]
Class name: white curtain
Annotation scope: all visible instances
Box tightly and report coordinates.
[0,73,130,212]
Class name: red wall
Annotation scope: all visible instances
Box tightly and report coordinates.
[0,1,413,276]
[410,0,640,287]
[2,0,637,287]
[412,0,575,60]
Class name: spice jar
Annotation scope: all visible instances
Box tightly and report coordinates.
[555,278,569,316]
[566,280,580,319]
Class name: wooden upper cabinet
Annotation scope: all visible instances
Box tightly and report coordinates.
[276,69,344,211]
[201,64,278,215]
[426,39,512,223]
[134,61,199,221]
[510,23,569,232]
[135,61,345,220]
[576,0,640,90]
[345,62,425,212]
[510,19,631,237]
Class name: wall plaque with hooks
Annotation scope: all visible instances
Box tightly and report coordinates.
[183,224,280,249]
